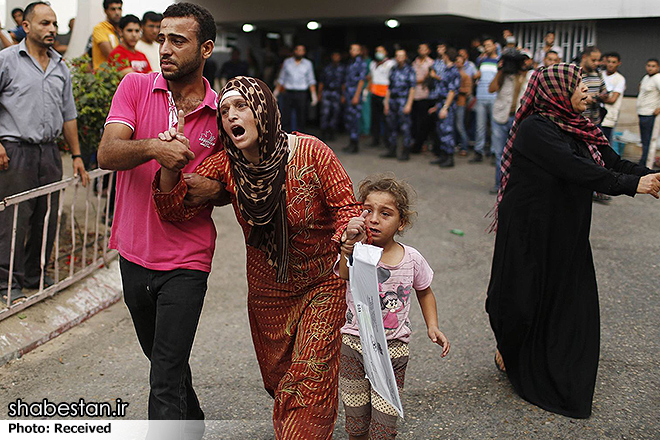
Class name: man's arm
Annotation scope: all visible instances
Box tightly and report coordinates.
[383,88,391,115]
[489,68,504,93]
[98,41,113,60]
[97,123,194,171]
[0,142,8,170]
[309,84,318,106]
[62,119,89,186]
[118,67,134,78]
[603,92,620,105]
[404,87,415,114]
[274,60,287,97]
[444,90,456,109]
[306,61,318,105]
[0,25,15,48]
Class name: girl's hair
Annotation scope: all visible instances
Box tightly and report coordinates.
[358,173,417,234]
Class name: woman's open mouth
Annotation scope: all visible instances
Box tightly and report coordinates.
[231,125,246,140]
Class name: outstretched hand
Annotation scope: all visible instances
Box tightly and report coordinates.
[155,110,195,171]
[637,173,660,199]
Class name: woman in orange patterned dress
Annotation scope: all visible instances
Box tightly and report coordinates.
[153,76,362,439]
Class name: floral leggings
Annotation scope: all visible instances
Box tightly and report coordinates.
[339,334,409,440]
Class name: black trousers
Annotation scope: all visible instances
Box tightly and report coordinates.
[120,256,208,422]
[0,141,62,290]
[600,126,613,144]
[280,90,309,133]
[411,99,438,152]
[370,94,388,145]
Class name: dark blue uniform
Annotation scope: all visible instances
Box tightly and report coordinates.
[319,63,345,133]
[343,56,368,142]
[433,63,461,154]
[428,59,447,101]
[387,64,416,149]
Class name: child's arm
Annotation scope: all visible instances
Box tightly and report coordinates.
[337,210,369,280]
[337,243,353,280]
[416,286,451,357]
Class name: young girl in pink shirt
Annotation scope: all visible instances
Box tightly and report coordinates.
[337,174,450,440]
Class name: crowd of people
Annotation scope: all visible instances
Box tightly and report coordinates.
[2,1,660,440]
[239,30,660,195]
[3,1,658,194]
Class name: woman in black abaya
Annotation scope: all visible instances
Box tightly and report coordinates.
[486,63,660,418]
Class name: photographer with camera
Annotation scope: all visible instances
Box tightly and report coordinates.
[487,48,533,193]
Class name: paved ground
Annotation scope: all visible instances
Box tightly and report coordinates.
[1,136,659,439]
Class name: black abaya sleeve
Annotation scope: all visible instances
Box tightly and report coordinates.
[515,115,640,196]
[598,143,654,177]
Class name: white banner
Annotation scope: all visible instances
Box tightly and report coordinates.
[1,419,282,439]
[1,420,147,439]
[349,243,404,418]
[0,420,212,439]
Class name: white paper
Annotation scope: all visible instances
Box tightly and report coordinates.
[348,243,404,418]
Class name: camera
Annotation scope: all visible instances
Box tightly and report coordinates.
[500,48,528,75]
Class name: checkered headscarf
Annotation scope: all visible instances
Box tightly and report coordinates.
[490,63,608,231]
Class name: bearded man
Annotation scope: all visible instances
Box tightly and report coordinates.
[97,3,224,437]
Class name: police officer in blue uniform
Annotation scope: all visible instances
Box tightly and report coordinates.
[382,49,416,161]
[342,43,368,153]
[318,51,345,141]
[429,48,461,168]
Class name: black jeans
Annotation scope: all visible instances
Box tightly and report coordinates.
[120,256,208,422]
[600,126,613,144]
[371,94,388,145]
[412,99,438,152]
[0,141,62,290]
[280,90,309,133]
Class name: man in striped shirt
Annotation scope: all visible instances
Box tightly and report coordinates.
[580,46,608,125]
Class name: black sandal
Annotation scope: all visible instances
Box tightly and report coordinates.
[2,289,26,306]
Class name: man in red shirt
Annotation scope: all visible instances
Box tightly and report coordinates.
[108,14,151,76]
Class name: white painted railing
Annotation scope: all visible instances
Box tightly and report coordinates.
[0,169,118,321]
[514,21,597,65]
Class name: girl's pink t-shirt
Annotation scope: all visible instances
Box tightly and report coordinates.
[105,72,220,272]
[339,244,434,344]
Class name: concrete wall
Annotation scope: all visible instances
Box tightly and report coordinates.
[497,0,660,21]
[597,18,660,98]
[65,1,104,59]
[194,0,660,24]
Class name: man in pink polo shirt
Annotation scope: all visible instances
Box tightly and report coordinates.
[97,3,221,436]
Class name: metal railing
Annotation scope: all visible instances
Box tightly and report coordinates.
[0,169,118,321]
[514,21,597,65]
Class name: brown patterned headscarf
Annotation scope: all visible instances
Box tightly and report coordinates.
[219,76,290,283]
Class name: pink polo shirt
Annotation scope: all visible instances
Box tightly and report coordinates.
[105,72,219,272]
